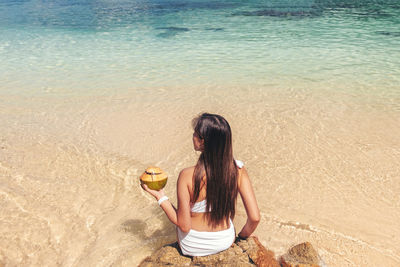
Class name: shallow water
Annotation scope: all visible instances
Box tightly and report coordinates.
[1,0,400,266]
[1,0,399,96]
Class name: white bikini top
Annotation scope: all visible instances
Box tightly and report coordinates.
[190,160,244,213]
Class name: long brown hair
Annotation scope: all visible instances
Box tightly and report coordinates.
[191,113,238,227]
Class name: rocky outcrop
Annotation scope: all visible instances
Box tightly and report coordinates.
[280,242,322,267]
[138,237,322,267]
[139,242,192,267]
[236,237,280,267]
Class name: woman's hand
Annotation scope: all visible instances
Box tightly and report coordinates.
[141,183,165,201]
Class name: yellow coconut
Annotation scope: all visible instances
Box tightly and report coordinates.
[140,166,168,191]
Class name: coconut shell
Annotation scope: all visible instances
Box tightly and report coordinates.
[140,166,168,190]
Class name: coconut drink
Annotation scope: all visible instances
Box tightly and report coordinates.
[140,166,168,191]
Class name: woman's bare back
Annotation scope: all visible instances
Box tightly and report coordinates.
[185,166,242,232]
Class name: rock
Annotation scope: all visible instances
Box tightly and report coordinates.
[138,238,325,267]
[139,242,191,267]
[138,236,279,267]
[237,237,280,267]
[192,243,253,267]
[280,242,321,267]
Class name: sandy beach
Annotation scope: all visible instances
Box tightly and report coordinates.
[1,85,399,266]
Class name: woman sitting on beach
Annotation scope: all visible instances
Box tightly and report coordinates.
[142,113,260,256]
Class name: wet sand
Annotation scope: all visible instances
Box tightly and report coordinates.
[0,86,399,266]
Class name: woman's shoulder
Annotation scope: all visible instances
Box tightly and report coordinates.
[178,166,195,183]
[180,166,195,175]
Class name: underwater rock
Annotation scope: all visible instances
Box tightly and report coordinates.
[233,8,319,18]
[205,27,224,31]
[376,31,400,37]
[156,27,190,38]
[157,27,190,32]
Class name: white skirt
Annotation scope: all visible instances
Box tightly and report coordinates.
[177,219,235,256]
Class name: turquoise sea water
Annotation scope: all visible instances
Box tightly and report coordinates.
[0,0,399,98]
